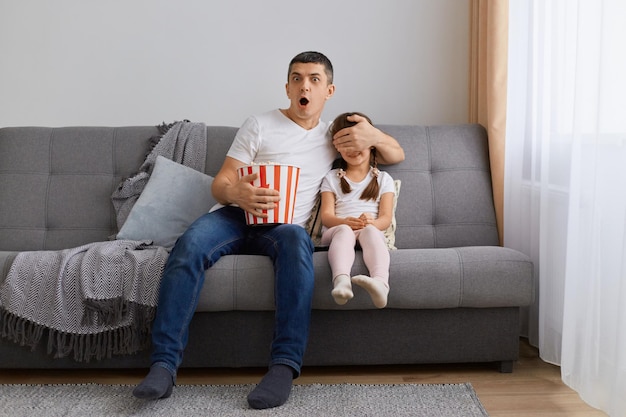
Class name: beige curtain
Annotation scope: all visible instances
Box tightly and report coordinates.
[469,0,508,245]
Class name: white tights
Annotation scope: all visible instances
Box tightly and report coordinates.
[321,224,390,308]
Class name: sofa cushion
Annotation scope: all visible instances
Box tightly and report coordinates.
[116,156,216,248]
[194,246,534,312]
[383,179,402,250]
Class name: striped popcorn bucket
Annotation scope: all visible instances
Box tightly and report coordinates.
[237,163,301,225]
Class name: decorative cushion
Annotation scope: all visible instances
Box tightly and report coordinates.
[306,196,324,246]
[383,179,401,250]
[307,179,401,250]
[116,155,216,248]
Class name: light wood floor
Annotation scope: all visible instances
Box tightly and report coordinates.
[0,338,605,416]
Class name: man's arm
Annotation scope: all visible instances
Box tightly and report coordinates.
[332,114,405,165]
[212,156,280,218]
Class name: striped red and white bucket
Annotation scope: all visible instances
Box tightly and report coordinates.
[237,163,301,225]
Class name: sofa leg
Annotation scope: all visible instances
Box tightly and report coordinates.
[498,360,514,373]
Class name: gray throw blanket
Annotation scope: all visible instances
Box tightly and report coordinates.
[112,121,207,230]
[0,240,169,362]
[0,121,207,362]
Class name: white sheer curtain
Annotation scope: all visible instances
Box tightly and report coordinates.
[505,1,626,415]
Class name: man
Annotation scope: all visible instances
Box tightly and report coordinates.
[133,51,405,409]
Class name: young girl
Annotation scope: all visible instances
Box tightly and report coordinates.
[320,112,395,308]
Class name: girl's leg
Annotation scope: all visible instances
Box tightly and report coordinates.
[321,225,356,304]
[352,225,390,308]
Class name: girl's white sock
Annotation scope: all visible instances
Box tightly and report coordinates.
[331,274,354,305]
[351,275,389,308]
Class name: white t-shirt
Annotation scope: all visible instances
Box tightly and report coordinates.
[223,109,337,226]
[320,168,394,228]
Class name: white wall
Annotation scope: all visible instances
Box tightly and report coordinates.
[0,0,469,127]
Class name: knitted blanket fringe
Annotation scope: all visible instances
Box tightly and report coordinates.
[0,240,168,362]
[0,302,154,362]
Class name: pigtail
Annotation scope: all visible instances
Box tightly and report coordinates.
[337,159,352,194]
[360,148,380,201]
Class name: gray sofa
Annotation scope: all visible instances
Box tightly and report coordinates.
[0,122,533,372]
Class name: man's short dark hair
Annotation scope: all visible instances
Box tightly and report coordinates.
[288,51,334,84]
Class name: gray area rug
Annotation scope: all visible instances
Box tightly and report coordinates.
[0,382,489,417]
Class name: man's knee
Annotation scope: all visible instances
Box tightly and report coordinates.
[275,225,314,252]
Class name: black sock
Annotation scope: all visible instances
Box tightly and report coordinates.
[247,364,294,409]
[132,365,175,400]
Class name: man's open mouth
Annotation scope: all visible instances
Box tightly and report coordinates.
[299,97,309,106]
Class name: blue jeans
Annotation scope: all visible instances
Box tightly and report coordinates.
[150,206,315,378]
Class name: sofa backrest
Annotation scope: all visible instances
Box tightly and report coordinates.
[0,123,498,252]
[0,126,157,251]
[377,124,498,248]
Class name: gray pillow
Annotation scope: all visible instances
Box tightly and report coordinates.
[116,155,215,248]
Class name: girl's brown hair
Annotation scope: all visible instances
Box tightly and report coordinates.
[330,112,380,201]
